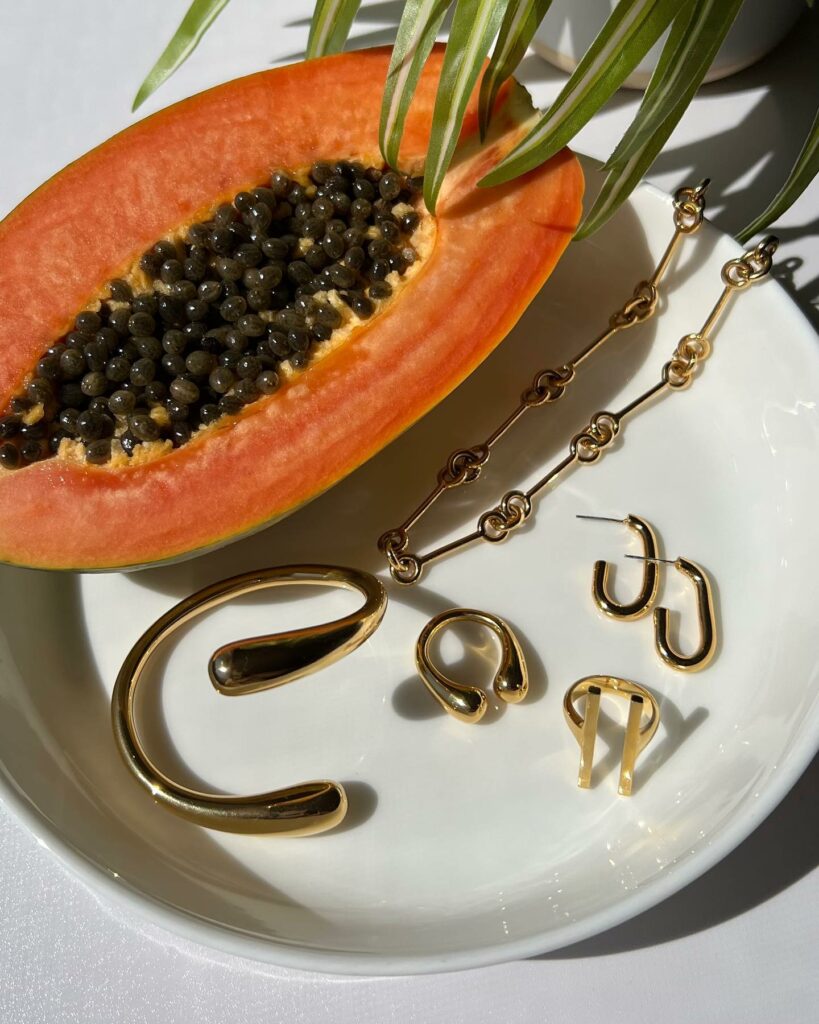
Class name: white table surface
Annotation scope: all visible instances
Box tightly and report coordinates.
[1,2,817,1020]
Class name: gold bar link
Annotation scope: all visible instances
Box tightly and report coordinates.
[393,237,775,584]
[567,325,617,372]
[401,482,446,533]
[619,695,645,796]
[616,378,669,424]
[578,685,601,789]
[414,529,483,572]
[649,232,682,290]
[525,452,577,502]
[377,182,711,584]
[484,402,529,449]
[649,178,710,286]
[379,217,776,587]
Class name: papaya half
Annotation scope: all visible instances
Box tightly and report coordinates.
[0,45,583,570]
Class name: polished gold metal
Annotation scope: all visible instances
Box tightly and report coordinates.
[563,676,660,796]
[577,514,659,619]
[209,567,387,695]
[111,565,387,835]
[379,233,778,584]
[415,609,528,723]
[378,182,710,585]
[627,555,717,672]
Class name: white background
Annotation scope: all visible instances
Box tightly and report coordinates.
[0,1,817,1021]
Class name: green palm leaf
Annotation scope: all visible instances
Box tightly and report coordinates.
[132,0,231,111]
[737,106,819,242]
[306,0,363,59]
[604,0,742,170]
[480,0,681,188]
[424,0,511,213]
[577,0,742,238]
[478,0,554,140]
[379,0,454,169]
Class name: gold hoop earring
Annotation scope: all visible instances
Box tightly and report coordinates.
[627,555,716,671]
[577,513,659,619]
[415,609,528,724]
[563,676,660,796]
[112,565,386,835]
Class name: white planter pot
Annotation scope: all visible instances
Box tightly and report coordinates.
[532,0,806,88]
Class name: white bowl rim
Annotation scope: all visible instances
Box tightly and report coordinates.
[1,181,817,976]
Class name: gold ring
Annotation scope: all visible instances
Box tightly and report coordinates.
[415,608,528,723]
[563,675,660,796]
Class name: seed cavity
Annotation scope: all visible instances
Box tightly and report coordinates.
[1,163,426,470]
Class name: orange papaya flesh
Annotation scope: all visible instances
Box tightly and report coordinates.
[0,46,583,570]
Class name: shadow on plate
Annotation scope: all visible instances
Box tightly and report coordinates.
[0,568,340,940]
[567,690,708,797]
[542,752,819,957]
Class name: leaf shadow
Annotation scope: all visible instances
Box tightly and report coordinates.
[645,13,819,230]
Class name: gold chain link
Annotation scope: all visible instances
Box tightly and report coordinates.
[378,226,778,585]
[378,181,710,584]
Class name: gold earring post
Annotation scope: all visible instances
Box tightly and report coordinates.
[577,513,660,619]
[111,565,387,835]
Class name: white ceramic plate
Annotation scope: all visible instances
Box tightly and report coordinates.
[1,176,817,976]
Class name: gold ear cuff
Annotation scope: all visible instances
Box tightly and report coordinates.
[112,564,386,836]
[563,676,660,796]
[415,608,528,723]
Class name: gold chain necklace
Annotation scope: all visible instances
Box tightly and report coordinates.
[378,181,777,585]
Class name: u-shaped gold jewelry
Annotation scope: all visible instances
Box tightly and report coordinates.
[654,557,716,671]
[577,513,659,619]
[415,609,528,723]
[563,676,660,796]
[111,564,386,835]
